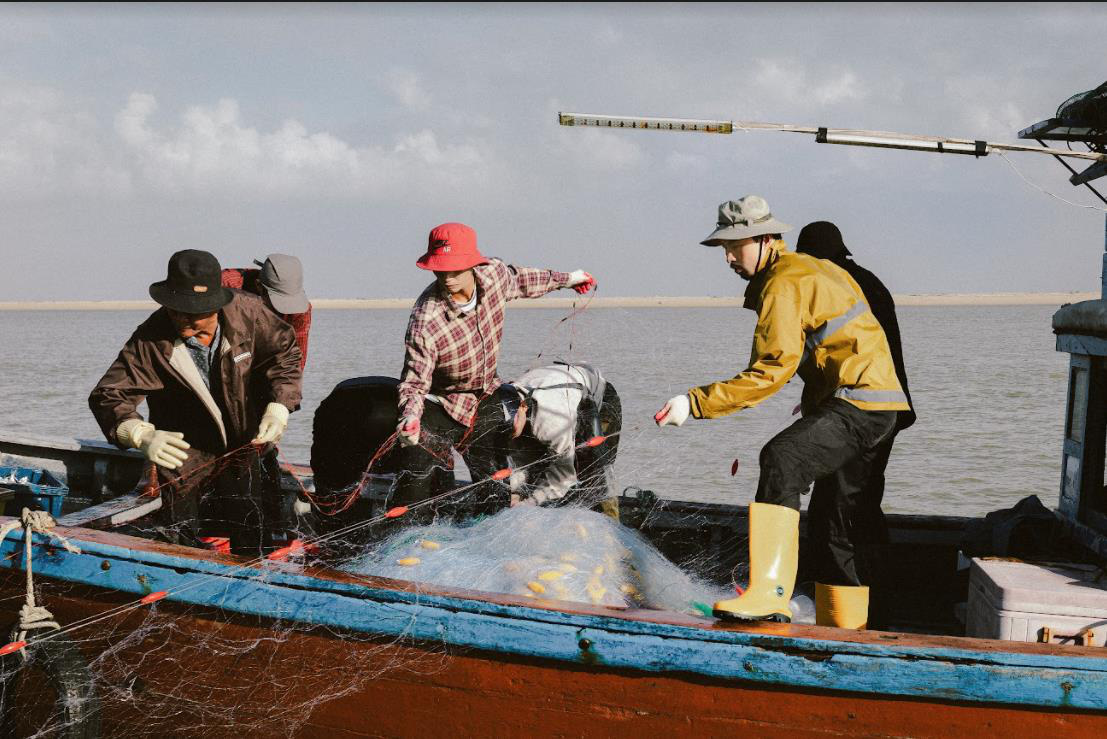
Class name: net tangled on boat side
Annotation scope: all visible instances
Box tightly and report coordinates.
[0,302,791,737]
[342,505,731,613]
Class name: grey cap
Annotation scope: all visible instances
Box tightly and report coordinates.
[700,195,792,246]
[254,253,309,314]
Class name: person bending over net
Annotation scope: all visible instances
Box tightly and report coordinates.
[504,362,622,521]
[308,364,620,527]
[310,376,515,524]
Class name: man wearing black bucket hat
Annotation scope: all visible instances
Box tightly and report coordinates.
[89,250,303,553]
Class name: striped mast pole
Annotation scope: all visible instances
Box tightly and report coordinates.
[557,112,1107,163]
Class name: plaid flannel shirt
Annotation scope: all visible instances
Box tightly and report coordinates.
[221,268,311,371]
[399,259,571,426]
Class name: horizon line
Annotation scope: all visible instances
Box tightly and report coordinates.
[0,291,1096,311]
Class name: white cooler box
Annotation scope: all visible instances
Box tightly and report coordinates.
[967,558,1107,647]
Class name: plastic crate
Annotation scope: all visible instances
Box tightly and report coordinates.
[0,466,69,518]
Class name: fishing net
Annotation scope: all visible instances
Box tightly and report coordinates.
[343,505,730,613]
[0,300,796,738]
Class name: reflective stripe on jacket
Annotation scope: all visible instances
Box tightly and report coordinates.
[687,251,910,418]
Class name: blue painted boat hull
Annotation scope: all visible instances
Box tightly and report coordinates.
[0,521,1105,737]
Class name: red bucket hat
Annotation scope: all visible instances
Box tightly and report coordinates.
[416,222,490,272]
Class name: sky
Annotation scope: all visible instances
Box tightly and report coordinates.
[1,3,1106,301]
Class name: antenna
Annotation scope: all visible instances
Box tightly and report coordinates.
[558,112,1107,164]
[1017,81,1107,205]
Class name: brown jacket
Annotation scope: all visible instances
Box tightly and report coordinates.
[89,292,303,472]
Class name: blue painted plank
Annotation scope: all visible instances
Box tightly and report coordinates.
[5,530,1107,711]
[21,527,1107,675]
[34,529,1107,673]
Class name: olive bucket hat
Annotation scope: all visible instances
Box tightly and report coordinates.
[700,195,793,246]
[149,249,233,314]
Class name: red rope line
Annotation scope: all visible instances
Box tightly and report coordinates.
[279,430,403,517]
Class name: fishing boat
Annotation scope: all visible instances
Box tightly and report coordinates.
[2,92,1107,737]
[0,416,1105,737]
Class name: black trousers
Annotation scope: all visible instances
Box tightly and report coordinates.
[393,390,513,516]
[755,398,897,587]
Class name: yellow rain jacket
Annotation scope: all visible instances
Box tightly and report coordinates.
[688,249,910,419]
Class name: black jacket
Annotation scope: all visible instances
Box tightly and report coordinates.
[830,257,916,430]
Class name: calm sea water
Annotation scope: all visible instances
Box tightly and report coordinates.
[0,304,1068,516]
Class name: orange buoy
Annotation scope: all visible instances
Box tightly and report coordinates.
[491,468,512,481]
[140,591,168,605]
[267,547,293,561]
[0,641,26,657]
[585,435,606,448]
[385,506,409,518]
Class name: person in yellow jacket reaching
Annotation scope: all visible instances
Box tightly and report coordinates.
[653,195,909,629]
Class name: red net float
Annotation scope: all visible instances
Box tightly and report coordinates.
[0,641,26,657]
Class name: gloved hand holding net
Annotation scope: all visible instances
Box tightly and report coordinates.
[116,419,190,470]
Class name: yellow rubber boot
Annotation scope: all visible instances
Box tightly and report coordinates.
[815,584,869,629]
[713,502,799,623]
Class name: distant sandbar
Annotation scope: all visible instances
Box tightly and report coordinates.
[0,292,1096,311]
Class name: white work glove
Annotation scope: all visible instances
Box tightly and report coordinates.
[566,269,596,294]
[654,394,691,428]
[117,419,190,470]
[397,416,421,447]
[253,402,290,444]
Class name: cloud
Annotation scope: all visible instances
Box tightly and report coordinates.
[0,85,501,202]
[751,60,868,108]
[0,81,131,197]
[814,70,866,106]
[552,127,646,172]
[942,75,1029,139]
[112,92,495,199]
[384,67,432,110]
[666,150,708,172]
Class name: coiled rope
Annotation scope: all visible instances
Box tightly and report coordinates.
[0,508,81,660]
